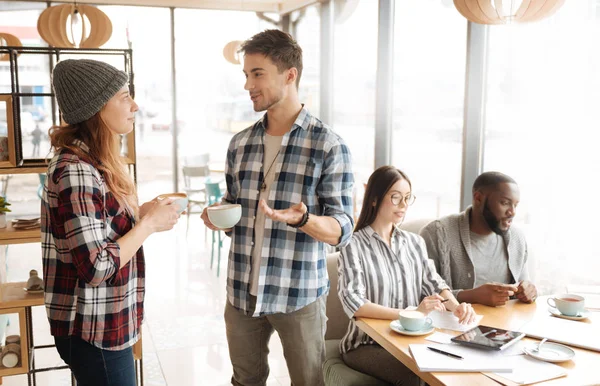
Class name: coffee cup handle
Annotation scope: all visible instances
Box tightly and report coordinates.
[547,298,556,308]
[424,317,433,330]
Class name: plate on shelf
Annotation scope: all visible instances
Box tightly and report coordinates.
[13,217,40,223]
[12,224,40,230]
[23,287,43,294]
[389,320,435,336]
[523,342,575,363]
[548,307,590,321]
[11,218,41,230]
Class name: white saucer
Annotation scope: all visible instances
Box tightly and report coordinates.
[523,342,575,363]
[548,307,590,321]
[389,320,435,336]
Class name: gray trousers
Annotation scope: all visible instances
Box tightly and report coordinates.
[224,296,327,386]
[342,344,421,386]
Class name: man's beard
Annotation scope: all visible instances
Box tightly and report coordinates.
[482,199,507,235]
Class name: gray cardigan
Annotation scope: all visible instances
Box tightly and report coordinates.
[419,207,529,297]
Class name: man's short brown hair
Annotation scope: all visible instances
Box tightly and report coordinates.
[239,29,303,89]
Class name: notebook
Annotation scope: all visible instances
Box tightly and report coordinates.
[409,343,513,373]
[518,316,600,352]
[451,325,526,351]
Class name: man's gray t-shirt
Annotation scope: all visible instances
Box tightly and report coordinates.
[469,231,512,287]
[249,133,284,296]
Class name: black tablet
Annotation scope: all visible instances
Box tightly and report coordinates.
[450,325,526,351]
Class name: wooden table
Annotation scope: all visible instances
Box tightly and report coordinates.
[356,298,600,386]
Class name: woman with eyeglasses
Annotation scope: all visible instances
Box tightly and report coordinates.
[337,166,476,385]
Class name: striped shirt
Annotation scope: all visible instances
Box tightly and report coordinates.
[223,107,354,316]
[41,141,143,350]
[338,226,449,353]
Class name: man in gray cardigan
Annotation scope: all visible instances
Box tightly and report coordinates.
[420,172,537,307]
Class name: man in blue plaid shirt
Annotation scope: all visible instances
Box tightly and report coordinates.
[202,30,354,386]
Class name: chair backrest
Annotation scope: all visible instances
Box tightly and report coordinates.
[205,181,223,205]
[325,251,350,340]
[182,165,210,191]
[182,165,210,178]
[183,153,210,166]
[399,218,435,234]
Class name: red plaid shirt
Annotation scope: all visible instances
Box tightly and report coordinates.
[41,141,144,350]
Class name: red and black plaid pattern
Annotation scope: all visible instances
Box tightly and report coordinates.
[41,141,144,350]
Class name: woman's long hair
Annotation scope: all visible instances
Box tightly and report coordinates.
[355,166,412,232]
[48,112,138,217]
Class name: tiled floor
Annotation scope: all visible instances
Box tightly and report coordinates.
[1,216,291,385]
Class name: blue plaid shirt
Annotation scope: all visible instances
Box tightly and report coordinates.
[223,107,354,316]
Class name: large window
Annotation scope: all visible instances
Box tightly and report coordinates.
[484,0,600,293]
[392,1,467,221]
[100,6,173,202]
[333,0,378,185]
[173,9,269,176]
[295,5,321,118]
[0,2,48,215]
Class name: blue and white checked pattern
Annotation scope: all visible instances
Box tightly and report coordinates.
[223,107,354,316]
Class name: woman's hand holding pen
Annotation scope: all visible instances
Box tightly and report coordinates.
[417,294,447,314]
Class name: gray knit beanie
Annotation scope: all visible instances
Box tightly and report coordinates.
[52,59,129,124]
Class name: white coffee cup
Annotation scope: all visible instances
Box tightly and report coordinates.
[207,204,242,229]
[156,192,188,214]
[547,294,585,317]
[398,310,433,331]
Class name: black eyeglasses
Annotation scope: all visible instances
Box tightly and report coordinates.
[390,193,416,206]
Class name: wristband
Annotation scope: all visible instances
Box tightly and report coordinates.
[288,210,309,228]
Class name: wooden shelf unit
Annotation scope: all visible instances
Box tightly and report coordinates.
[1,282,44,309]
[0,222,40,246]
[0,167,47,175]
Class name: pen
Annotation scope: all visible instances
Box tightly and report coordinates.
[427,346,464,360]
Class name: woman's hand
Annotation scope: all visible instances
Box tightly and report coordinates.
[140,198,180,233]
[139,199,157,219]
[416,294,446,315]
[453,302,477,324]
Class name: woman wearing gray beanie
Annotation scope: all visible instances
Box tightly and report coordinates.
[41,59,180,386]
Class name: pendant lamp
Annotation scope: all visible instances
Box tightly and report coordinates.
[0,33,22,61]
[453,0,565,24]
[37,4,112,48]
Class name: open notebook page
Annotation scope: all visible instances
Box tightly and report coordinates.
[428,310,483,332]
